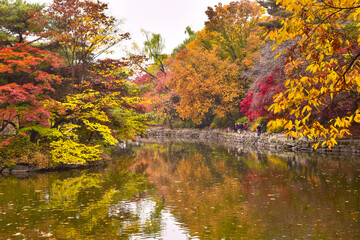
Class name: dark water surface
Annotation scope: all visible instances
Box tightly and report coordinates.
[1,142,360,239]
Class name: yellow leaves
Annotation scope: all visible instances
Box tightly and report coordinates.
[284,120,293,131]
[354,111,360,123]
[312,142,320,150]
[350,7,360,21]
[274,52,282,59]
[83,120,117,145]
[50,139,102,164]
[301,105,312,115]
[263,0,360,151]
[334,116,353,128]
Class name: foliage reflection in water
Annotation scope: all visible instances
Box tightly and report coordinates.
[1,142,360,239]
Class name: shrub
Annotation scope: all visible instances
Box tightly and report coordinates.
[236,116,249,124]
[211,108,241,129]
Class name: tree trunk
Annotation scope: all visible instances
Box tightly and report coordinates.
[30,130,39,143]
[169,117,173,129]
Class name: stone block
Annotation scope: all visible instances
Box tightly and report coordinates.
[11,165,30,174]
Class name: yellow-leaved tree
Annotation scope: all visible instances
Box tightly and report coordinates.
[267,0,360,149]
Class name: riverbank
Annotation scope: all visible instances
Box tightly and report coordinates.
[0,159,105,177]
[145,128,360,154]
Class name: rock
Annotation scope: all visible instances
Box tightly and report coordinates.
[1,168,10,175]
[11,165,30,174]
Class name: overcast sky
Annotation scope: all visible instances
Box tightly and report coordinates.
[27,0,234,57]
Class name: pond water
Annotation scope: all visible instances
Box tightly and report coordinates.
[1,142,360,239]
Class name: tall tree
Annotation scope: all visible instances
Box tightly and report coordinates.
[257,0,291,30]
[130,30,168,79]
[169,44,244,124]
[130,31,179,127]
[172,26,197,55]
[267,0,360,148]
[0,0,44,45]
[44,0,129,94]
[142,30,168,76]
[204,0,264,66]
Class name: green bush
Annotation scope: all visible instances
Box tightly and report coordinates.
[0,135,52,168]
[173,119,195,128]
[211,115,232,129]
[211,109,242,129]
[236,116,249,124]
[250,117,269,132]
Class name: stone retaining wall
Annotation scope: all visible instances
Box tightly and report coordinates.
[145,129,360,154]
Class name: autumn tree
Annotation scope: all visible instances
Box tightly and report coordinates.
[169,44,244,124]
[0,43,63,144]
[204,0,264,67]
[267,0,360,148]
[239,38,294,127]
[48,57,149,164]
[240,67,286,121]
[44,0,129,94]
[0,0,150,166]
[165,0,265,126]
[131,31,180,128]
[88,58,149,140]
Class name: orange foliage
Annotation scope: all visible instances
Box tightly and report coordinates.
[169,46,244,124]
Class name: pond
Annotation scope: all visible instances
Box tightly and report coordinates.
[1,142,360,239]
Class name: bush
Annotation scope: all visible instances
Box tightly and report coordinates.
[0,135,52,169]
[250,117,268,132]
[236,116,249,124]
[211,108,241,129]
[173,120,195,128]
[267,119,285,134]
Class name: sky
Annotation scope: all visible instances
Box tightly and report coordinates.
[27,0,234,57]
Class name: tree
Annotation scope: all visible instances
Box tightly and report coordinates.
[267,0,360,148]
[130,31,168,79]
[130,31,179,127]
[169,44,244,124]
[142,30,168,76]
[0,0,44,45]
[257,0,291,30]
[204,0,264,66]
[0,43,63,143]
[139,70,179,128]
[172,26,197,55]
[240,67,286,120]
[50,58,149,164]
[44,0,129,94]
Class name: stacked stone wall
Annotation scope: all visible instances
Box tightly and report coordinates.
[145,129,360,154]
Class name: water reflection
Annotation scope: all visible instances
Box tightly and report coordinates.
[0,156,176,239]
[130,143,360,239]
[0,142,360,239]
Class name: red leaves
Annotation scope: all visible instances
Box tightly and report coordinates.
[240,67,285,120]
[0,44,64,130]
[134,73,153,85]
[0,44,63,74]
[0,83,33,104]
[0,136,15,147]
